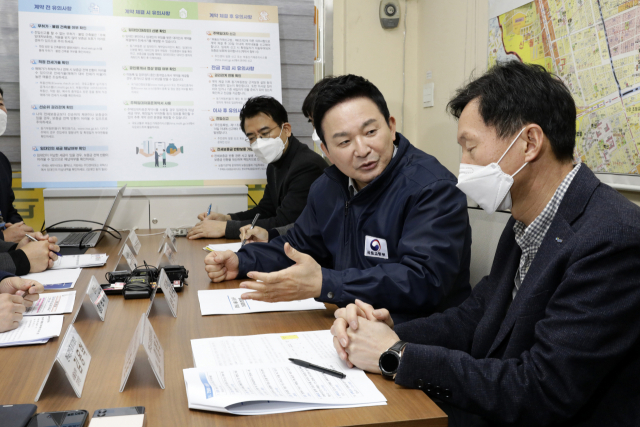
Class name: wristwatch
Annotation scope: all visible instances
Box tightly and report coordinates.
[379,340,407,379]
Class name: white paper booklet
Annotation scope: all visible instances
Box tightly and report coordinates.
[21,268,82,290]
[185,330,386,415]
[197,289,325,315]
[203,242,242,253]
[52,254,108,270]
[0,315,64,347]
[24,291,76,316]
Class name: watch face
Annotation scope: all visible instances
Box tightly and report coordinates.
[380,351,400,375]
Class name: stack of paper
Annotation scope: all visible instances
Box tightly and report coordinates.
[51,254,108,270]
[0,315,64,347]
[198,289,325,315]
[203,242,242,253]
[21,269,82,290]
[184,330,386,415]
[24,291,76,316]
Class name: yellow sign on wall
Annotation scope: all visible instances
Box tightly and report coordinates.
[11,173,44,231]
[247,184,265,208]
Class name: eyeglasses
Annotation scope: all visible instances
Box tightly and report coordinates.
[244,126,281,144]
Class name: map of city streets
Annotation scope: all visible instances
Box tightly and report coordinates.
[489,0,640,175]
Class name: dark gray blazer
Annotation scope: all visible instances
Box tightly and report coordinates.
[394,165,640,426]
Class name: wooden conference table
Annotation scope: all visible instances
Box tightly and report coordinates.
[1,231,447,426]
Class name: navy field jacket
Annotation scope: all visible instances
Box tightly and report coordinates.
[237,133,472,323]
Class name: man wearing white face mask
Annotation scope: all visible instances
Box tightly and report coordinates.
[0,87,36,243]
[330,61,640,426]
[188,96,327,240]
[239,77,334,244]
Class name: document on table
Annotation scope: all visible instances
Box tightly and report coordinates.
[203,242,242,253]
[185,330,386,415]
[51,254,108,270]
[0,315,64,347]
[198,289,325,315]
[21,268,82,290]
[24,291,76,316]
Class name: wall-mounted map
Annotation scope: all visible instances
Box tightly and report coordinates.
[489,0,640,179]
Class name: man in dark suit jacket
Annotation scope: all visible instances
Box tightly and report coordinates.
[331,61,640,426]
[187,96,327,240]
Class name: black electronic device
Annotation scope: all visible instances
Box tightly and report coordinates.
[26,410,88,427]
[89,407,145,427]
[0,404,37,427]
[123,273,152,299]
[157,265,188,293]
[101,270,131,295]
[105,270,130,284]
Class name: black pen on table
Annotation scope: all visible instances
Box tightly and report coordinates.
[289,358,346,379]
[240,213,260,247]
[25,233,62,256]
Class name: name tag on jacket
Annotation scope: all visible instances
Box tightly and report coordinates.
[364,235,388,259]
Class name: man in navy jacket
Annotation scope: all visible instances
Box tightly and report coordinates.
[331,62,640,425]
[205,75,472,324]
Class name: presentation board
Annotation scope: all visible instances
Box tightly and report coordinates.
[18,0,282,188]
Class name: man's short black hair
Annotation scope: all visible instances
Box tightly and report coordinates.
[301,76,334,123]
[0,86,3,98]
[313,75,390,147]
[239,96,288,134]
[447,61,576,162]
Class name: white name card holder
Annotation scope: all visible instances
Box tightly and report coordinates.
[157,228,177,253]
[145,280,159,317]
[127,229,142,255]
[156,242,178,269]
[70,276,109,323]
[146,269,178,318]
[35,325,92,401]
[120,313,165,392]
[115,243,137,273]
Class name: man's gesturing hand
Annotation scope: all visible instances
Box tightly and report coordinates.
[204,250,239,282]
[239,243,322,302]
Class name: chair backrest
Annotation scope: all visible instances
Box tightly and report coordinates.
[468,207,511,287]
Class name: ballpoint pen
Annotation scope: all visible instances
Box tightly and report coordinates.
[207,203,212,217]
[240,213,261,247]
[289,358,346,379]
[20,283,36,299]
[25,233,62,256]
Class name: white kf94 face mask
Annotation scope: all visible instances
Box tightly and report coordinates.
[251,127,286,164]
[0,109,7,136]
[456,127,527,214]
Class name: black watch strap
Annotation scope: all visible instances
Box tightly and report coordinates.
[389,340,407,354]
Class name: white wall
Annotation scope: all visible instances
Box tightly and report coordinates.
[332,0,640,207]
